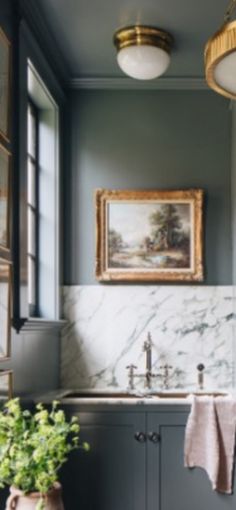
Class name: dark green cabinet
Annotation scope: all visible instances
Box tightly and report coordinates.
[60,410,146,510]
[148,411,236,510]
[61,405,236,510]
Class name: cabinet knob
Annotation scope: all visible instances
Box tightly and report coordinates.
[148,431,160,443]
[134,431,146,443]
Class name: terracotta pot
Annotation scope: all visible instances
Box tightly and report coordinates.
[5,483,64,510]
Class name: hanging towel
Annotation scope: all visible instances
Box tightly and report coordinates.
[184,395,236,494]
[184,396,219,490]
[214,396,236,493]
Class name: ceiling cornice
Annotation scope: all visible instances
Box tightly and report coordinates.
[69,77,208,90]
[16,2,209,93]
[18,0,69,87]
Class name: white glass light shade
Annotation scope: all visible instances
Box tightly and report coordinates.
[214,51,236,95]
[117,44,170,80]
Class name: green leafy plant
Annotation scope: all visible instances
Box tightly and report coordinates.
[0,398,89,497]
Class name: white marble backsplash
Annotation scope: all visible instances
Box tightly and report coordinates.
[61,286,235,391]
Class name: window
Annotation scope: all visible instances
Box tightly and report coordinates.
[27,101,39,316]
[14,22,65,332]
[26,60,60,321]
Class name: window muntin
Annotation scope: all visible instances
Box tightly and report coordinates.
[27,101,38,316]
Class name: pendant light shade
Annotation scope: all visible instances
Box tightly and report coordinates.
[113,26,173,80]
[205,1,236,99]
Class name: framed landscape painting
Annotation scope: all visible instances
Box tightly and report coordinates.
[0,370,13,399]
[0,27,11,142]
[0,143,11,251]
[0,261,12,359]
[95,189,204,282]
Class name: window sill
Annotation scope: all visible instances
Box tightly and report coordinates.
[12,318,67,333]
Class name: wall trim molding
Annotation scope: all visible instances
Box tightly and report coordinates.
[69,77,208,90]
[15,4,210,94]
[18,0,69,86]
[12,318,67,334]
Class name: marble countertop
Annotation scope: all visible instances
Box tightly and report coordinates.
[33,388,233,406]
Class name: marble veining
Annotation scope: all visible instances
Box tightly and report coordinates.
[61,286,235,391]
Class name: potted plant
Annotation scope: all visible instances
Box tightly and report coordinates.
[0,398,89,510]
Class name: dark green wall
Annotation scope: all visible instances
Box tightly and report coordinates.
[64,89,231,285]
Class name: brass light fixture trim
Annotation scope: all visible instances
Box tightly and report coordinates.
[205,0,236,99]
[113,25,173,55]
[205,21,236,99]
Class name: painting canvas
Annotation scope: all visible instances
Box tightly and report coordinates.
[0,27,10,141]
[0,370,13,399]
[0,261,11,359]
[0,144,10,250]
[96,189,203,281]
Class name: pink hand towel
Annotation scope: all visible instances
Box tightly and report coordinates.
[184,395,236,494]
[214,397,236,493]
[184,396,219,490]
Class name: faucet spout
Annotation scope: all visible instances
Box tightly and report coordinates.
[143,332,152,372]
[143,332,155,389]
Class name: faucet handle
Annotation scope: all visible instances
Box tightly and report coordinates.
[126,365,138,390]
[160,364,173,371]
[126,364,138,372]
[160,364,173,389]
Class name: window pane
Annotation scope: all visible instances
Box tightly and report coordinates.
[27,158,36,207]
[27,105,36,158]
[27,100,38,316]
[27,207,36,257]
[28,256,36,307]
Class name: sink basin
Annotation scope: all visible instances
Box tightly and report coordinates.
[62,391,143,399]
[61,390,228,400]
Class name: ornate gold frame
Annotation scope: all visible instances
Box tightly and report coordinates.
[0,369,13,399]
[0,259,12,360]
[0,27,11,142]
[0,143,11,252]
[96,189,204,282]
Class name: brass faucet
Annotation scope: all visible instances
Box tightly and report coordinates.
[126,333,162,391]
[142,332,160,389]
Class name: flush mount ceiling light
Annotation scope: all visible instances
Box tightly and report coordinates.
[113,25,173,80]
[205,0,236,99]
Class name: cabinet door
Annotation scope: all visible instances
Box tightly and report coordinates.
[148,411,236,510]
[60,410,146,510]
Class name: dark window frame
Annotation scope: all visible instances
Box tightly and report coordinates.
[27,98,39,317]
[12,24,66,332]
